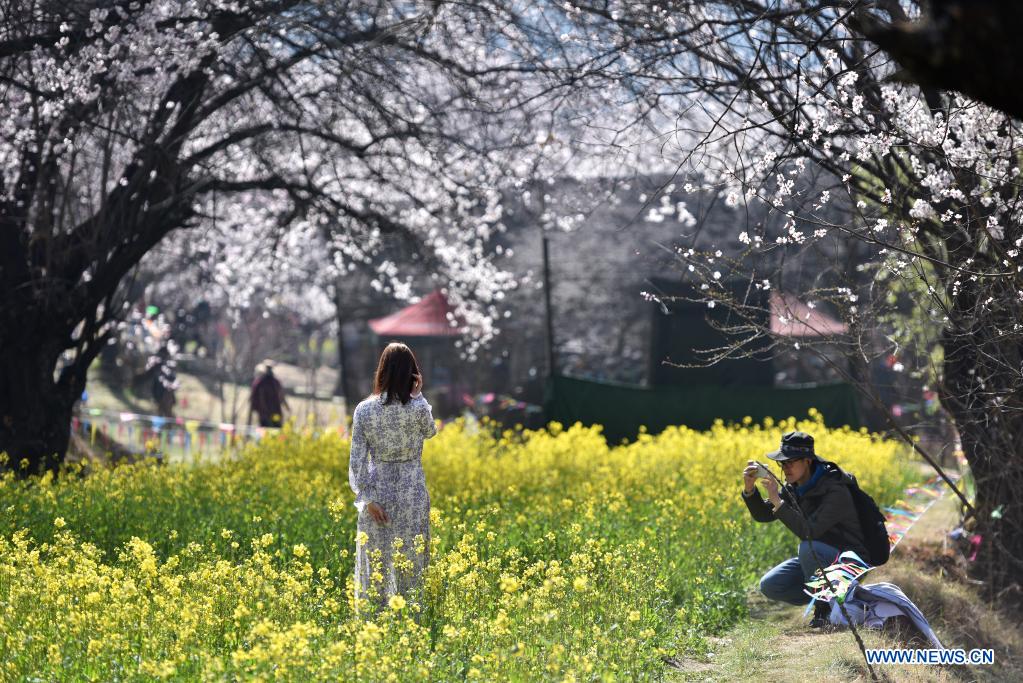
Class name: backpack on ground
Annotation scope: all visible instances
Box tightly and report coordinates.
[822,461,890,566]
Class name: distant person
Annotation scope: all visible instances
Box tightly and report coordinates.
[348,342,437,613]
[741,431,868,628]
[173,300,214,357]
[248,360,289,428]
[149,346,178,418]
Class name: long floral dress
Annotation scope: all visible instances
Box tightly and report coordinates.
[348,391,437,610]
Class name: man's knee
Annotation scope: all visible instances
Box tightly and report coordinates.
[759,573,784,601]
[758,575,776,599]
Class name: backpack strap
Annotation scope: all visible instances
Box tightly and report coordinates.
[819,459,849,481]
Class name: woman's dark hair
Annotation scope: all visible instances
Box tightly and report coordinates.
[373,342,422,405]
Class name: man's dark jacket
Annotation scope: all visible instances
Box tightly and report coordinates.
[742,463,868,559]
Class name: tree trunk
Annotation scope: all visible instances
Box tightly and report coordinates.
[956,412,1023,602]
[0,341,80,473]
[941,320,1023,604]
[333,283,355,410]
[335,320,355,407]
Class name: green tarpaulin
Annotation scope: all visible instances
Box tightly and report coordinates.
[543,374,862,444]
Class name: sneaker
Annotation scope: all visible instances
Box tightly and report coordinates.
[809,601,831,628]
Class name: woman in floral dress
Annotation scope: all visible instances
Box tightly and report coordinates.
[348,342,437,611]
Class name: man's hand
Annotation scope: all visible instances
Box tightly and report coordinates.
[742,461,760,494]
[366,502,389,524]
[762,475,783,508]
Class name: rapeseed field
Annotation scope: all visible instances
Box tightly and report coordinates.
[0,413,912,681]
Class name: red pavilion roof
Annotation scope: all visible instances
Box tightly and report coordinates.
[770,292,848,338]
[368,290,466,337]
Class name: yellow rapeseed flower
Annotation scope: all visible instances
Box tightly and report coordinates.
[0,412,911,681]
[499,575,521,593]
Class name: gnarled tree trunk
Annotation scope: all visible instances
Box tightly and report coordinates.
[0,334,82,473]
[940,281,1023,603]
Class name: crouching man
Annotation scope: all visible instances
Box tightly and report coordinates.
[742,431,867,627]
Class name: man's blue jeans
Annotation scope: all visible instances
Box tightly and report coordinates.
[759,540,842,606]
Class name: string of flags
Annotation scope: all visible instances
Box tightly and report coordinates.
[805,551,876,603]
[71,407,347,463]
[885,463,964,554]
[71,408,275,462]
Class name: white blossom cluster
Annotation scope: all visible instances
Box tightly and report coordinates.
[4,1,596,361]
[650,21,1023,317]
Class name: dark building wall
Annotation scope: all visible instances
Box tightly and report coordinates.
[646,279,773,387]
[357,172,862,414]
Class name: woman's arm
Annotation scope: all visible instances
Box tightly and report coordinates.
[410,373,436,439]
[411,393,437,439]
[347,407,374,511]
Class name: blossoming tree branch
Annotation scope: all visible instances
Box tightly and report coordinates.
[0,0,578,469]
